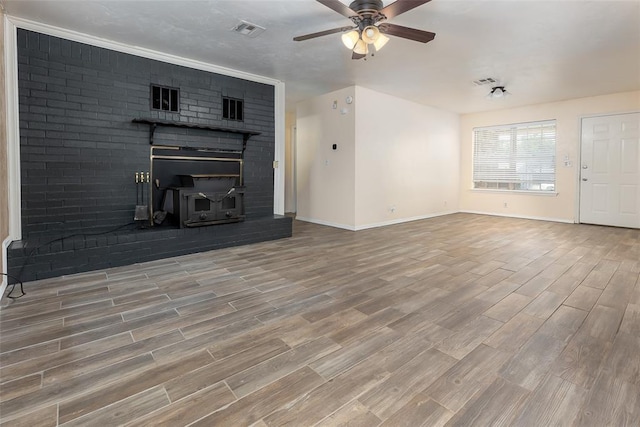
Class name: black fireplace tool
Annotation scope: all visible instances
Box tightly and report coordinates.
[134,172,150,222]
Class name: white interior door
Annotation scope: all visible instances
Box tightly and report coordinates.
[580,112,640,229]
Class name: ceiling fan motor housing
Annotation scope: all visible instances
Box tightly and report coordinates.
[348,0,384,12]
[349,0,384,30]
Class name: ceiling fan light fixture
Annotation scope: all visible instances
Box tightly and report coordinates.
[341,30,360,50]
[361,25,380,44]
[373,33,389,51]
[353,38,368,55]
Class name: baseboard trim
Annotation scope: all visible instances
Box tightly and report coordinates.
[294,217,356,231]
[294,211,459,231]
[459,210,575,224]
[354,211,458,231]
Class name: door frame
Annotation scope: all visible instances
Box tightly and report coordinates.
[576,110,640,226]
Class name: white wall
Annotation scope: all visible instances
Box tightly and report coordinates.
[284,111,296,213]
[296,85,460,230]
[459,90,640,222]
[354,87,460,229]
[297,86,639,231]
[296,87,357,229]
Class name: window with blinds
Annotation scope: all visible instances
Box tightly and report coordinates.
[473,120,556,192]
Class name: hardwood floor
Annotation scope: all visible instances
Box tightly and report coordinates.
[1,213,639,426]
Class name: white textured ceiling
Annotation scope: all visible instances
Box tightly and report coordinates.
[2,0,640,114]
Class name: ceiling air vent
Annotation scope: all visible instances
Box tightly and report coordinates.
[473,77,498,86]
[231,20,266,38]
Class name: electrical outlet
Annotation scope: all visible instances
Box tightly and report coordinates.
[390,206,396,213]
[503,202,508,208]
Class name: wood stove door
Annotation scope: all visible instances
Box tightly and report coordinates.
[185,193,216,224]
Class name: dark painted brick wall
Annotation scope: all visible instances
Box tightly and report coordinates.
[9,29,291,283]
[17,29,275,239]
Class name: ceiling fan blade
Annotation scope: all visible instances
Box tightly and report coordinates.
[317,0,359,18]
[352,51,366,60]
[293,26,355,41]
[380,0,432,19]
[378,23,436,43]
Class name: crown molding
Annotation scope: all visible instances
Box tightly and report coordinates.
[6,15,282,87]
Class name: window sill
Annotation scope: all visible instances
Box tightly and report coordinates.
[470,189,559,196]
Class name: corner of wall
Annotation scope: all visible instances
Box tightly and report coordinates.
[294,86,357,228]
[274,81,286,215]
[4,15,20,241]
[1,11,10,301]
[353,87,462,228]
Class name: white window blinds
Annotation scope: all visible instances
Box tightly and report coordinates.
[473,120,556,192]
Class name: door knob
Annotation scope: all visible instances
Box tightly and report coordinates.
[582,165,588,169]
[582,178,588,181]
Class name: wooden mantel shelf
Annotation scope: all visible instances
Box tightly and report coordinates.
[132,118,261,149]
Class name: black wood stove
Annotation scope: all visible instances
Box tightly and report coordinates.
[132,118,260,229]
[163,175,244,227]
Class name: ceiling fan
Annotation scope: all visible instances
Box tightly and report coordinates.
[293,0,436,60]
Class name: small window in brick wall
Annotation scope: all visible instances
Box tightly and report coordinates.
[151,85,179,112]
[222,97,243,121]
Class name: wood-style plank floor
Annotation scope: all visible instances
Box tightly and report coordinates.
[1,213,639,426]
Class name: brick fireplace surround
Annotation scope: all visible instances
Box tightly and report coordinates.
[7,29,291,283]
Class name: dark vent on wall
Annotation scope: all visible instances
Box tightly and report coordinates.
[151,84,179,112]
[223,97,244,121]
